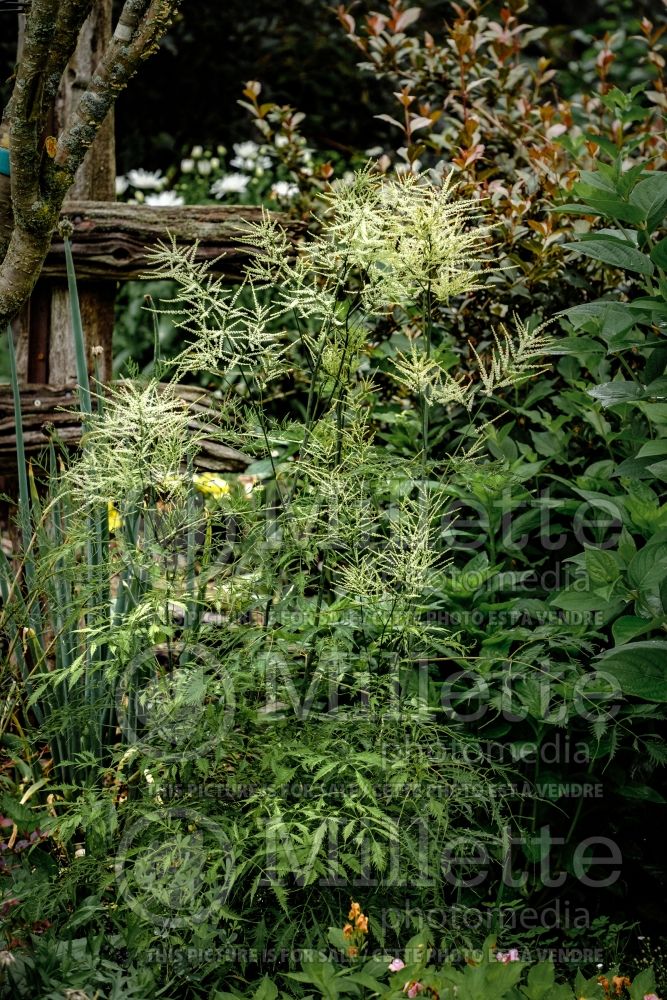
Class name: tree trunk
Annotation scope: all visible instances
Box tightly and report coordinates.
[13,1,115,384]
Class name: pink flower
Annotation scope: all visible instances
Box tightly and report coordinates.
[644,994,661,1000]
[404,983,424,998]
[389,958,406,972]
[496,949,520,963]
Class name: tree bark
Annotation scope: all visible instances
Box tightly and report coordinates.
[48,0,116,385]
[0,0,182,334]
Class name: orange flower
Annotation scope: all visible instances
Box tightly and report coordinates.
[349,901,361,920]
[355,913,369,934]
[347,946,358,957]
[598,978,611,997]
[343,923,353,938]
[613,978,632,995]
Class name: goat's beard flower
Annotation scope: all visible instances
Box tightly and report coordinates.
[322,166,491,311]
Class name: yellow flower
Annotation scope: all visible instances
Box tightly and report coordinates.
[348,901,361,920]
[193,472,231,499]
[108,502,122,533]
[343,923,353,939]
[355,913,368,934]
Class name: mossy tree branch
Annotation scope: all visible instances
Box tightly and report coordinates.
[0,0,181,329]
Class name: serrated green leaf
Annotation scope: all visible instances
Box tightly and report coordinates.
[585,547,620,587]
[630,172,667,230]
[596,641,667,701]
[588,381,646,407]
[650,236,667,269]
[553,200,644,225]
[563,238,654,275]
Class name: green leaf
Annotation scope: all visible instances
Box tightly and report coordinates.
[626,295,667,316]
[648,460,667,483]
[596,641,667,701]
[637,402,667,426]
[629,171,667,230]
[347,972,386,991]
[650,236,667,270]
[64,237,92,417]
[612,615,664,645]
[582,134,620,159]
[554,200,645,225]
[552,336,606,358]
[588,381,645,407]
[585,547,620,587]
[328,928,351,952]
[543,986,575,1000]
[551,588,620,612]
[647,376,667,396]
[252,977,279,1000]
[523,962,556,1000]
[562,237,654,275]
[629,967,657,1000]
[575,170,617,194]
[563,301,637,337]
[618,527,637,563]
[637,440,667,459]
[628,543,667,591]
[617,784,666,804]
[628,542,667,616]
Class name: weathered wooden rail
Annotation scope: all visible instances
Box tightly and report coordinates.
[43,201,302,282]
[0,383,252,473]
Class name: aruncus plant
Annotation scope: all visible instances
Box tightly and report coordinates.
[1,167,552,946]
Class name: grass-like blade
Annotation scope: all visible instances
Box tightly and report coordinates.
[64,236,92,417]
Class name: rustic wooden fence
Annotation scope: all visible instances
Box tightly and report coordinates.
[0,2,302,489]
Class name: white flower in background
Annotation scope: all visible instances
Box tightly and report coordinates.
[230,141,271,172]
[232,154,272,172]
[210,156,220,170]
[191,145,204,159]
[230,155,253,171]
[197,159,212,176]
[210,173,250,197]
[270,180,299,199]
[365,146,384,156]
[115,175,129,195]
[395,160,422,176]
[180,158,195,173]
[127,168,166,190]
[233,140,259,159]
[430,160,447,180]
[145,190,185,206]
[274,134,289,149]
